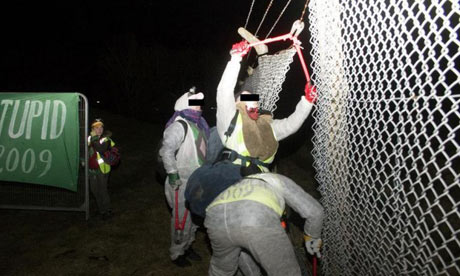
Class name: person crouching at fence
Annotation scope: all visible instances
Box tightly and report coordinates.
[159,89,210,267]
[88,118,115,220]
[203,173,324,276]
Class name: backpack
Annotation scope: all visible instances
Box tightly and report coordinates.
[88,149,100,169]
[88,139,120,169]
[155,120,188,180]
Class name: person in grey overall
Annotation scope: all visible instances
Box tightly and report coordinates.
[160,90,210,267]
[205,173,324,276]
[186,36,317,220]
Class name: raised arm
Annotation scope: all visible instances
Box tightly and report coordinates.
[216,41,250,142]
[271,96,313,141]
[216,56,240,141]
[271,82,317,141]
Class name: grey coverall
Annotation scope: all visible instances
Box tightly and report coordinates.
[214,53,315,275]
[160,92,207,260]
[205,173,324,276]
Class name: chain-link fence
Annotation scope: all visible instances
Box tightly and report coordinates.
[251,47,297,113]
[0,93,89,219]
[308,0,459,275]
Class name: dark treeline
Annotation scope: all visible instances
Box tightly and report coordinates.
[0,0,313,129]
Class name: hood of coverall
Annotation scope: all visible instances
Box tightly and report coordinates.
[174,92,205,111]
[166,91,210,138]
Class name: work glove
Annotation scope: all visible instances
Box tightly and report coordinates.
[304,81,317,104]
[168,173,182,190]
[230,40,250,59]
[304,234,322,258]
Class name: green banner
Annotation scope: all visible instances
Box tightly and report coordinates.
[0,93,80,191]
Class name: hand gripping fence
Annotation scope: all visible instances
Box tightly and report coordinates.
[308,0,460,275]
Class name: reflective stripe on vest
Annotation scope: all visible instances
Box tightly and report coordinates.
[223,113,276,172]
[88,135,114,174]
[97,151,111,174]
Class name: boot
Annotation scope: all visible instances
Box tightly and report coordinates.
[185,247,202,261]
[172,254,191,267]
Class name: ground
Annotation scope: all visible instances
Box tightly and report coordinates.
[0,108,319,276]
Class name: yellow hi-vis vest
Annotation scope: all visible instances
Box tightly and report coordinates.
[88,136,115,174]
[223,113,276,172]
[207,176,284,216]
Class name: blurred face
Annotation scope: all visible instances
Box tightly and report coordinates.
[237,91,259,108]
[188,93,204,112]
[238,91,259,120]
[245,99,259,110]
[190,105,202,111]
[92,125,103,136]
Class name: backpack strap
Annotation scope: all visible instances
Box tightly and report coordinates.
[224,110,239,140]
[176,119,188,144]
[218,147,270,169]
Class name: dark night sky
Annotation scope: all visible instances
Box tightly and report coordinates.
[0,0,312,122]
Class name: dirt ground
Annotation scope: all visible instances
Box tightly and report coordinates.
[0,109,319,276]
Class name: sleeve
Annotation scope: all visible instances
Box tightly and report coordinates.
[159,122,186,174]
[277,174,324,238]
[91,136,109,154]
[216,56,242,142]
[271,96,313,141]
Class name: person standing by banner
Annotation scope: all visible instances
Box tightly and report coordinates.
[88,118,115,220]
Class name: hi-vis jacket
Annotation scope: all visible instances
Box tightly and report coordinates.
[216,55,313,169]
[207,173,324,239]
[88,135,115,174]
[221,110,277,171]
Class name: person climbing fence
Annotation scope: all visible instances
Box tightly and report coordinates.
[185,35,317,218]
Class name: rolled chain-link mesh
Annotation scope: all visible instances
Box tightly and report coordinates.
[251,47,297,113]
[308,0,459,275]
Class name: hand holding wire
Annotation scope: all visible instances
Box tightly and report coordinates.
[304,81,317,103]
[230,40,250,58]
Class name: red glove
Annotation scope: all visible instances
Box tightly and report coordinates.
[230,40,250,58]
[305,82,317,103]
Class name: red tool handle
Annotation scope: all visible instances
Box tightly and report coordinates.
[174,189,189,230]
